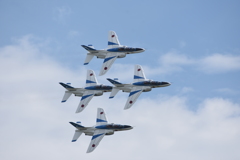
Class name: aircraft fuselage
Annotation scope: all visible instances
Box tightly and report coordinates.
[88,47,145,59]
[75,123,133,136]
[114,81,171,93]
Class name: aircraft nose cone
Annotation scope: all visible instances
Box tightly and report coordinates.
[124,125,133,129]
[136,48,145,52]
[162,82,171,86]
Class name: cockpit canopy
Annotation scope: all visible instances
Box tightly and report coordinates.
[143,80,160,85]
[95,85,112,89]
[106,123,122,129]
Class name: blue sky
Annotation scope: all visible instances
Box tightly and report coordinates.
[0,0,240,159]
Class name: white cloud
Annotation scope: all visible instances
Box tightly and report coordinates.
[215,88,239,95]
[157,51,240,74]
[198,53,240,73]
[1,36,240,160]
[159,50,195,67]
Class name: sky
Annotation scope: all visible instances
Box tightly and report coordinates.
[0,0,240,159]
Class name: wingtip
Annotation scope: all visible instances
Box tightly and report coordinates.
[84,63,88,65]
[61,100,66,103]
[124,106,130,110]
[72,140,76,142]
[99,73,104,76]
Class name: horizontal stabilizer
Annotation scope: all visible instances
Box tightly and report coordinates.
[84,54,94,65]
[71,130,83,142]
[109,88,120,99]
[61,91,72,103]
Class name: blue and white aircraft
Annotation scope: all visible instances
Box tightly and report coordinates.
[82,31,145,76]
[107,65,171,110]
[69,108,133,153]
[59,70,112,113]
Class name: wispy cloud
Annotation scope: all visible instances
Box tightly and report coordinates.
[215,88,239,95]
[68,30,80,38]
[198,53,240,73]
[53,6,72,23]
[157,51,240,74]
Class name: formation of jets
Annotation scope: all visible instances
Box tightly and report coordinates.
[59,31,171,153]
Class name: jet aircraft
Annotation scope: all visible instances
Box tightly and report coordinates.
[107,65,171,110]
[69,108,133,153]
[59,70,112,113]
[82,31,145,76]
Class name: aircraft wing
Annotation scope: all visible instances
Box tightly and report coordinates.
[99,53,118,76]
[86,70,98,87]
[108,31,120,49]
[76,91,95,113]
[133,64,147,83]
[124,87,143,110]
[86,129,108,153]
[96,108,108,125]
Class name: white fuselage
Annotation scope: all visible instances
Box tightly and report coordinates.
[89,47,145,59]
[77,124,133,136]
[67,87,111,97]
[114,82,171,93]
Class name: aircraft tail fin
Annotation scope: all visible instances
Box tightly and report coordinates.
[108,31,121,48]
[133,65,147,83]
[81,44,97,52]
[86,70,98,87]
